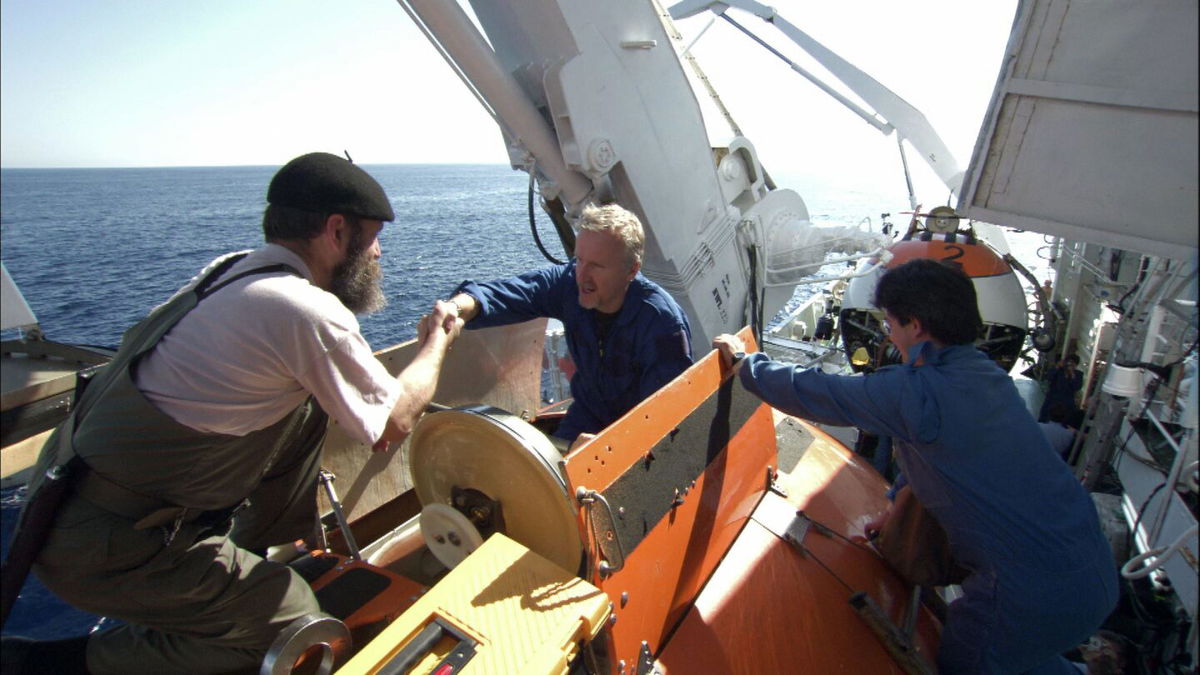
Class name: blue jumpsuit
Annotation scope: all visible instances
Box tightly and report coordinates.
[1039,366,1083,423]
[738,342,1117,673]
[456,263,692,441]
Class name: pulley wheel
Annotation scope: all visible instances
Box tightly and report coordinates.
[408,406,582,573]
[419,503,484,569]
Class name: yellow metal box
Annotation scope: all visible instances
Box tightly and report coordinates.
[338,533,609,674]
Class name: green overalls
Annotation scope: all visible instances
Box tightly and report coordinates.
[26,255,331,674]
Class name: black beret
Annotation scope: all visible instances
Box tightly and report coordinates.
[268,152,395,222]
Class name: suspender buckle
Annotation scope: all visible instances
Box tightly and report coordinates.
[162,511,187,547]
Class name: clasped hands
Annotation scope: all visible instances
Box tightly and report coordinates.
[417,299,464,345]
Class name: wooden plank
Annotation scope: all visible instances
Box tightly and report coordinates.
[1,340,111,411]
[1,427,53,487]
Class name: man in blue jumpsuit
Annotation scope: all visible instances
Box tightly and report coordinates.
[448,204,692,449]
[1039,354,1083,423]
[714,259,1117,673]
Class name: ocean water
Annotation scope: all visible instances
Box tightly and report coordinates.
[1,164,947,348]
[0,164,562,639]
[0,163,1051,639]
[1,164,559,350]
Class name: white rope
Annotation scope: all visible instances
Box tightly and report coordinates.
[1121,522,1199,579]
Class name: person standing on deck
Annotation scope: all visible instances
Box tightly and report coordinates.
[713,259,1117,674]
[3,153,463,674]
[1039,354,1084,423]
[446,203,693,450]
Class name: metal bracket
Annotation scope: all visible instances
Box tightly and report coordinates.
[635,640,658,675]
[782,513,812,551]
[318,469,361,561]
[379,616,477,675]
[750,490,811,553]
[576,486,626,577]
[451,485,505,538]
[849,592,933,675]
[767,465,789,498]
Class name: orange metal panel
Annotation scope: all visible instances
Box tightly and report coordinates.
[563,328,779,670]
[782,421,893,541]
[657,434,941,673]
[307,555,425,630]
[562,330,752,492]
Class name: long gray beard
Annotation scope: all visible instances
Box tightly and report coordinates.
[330,243,386,315]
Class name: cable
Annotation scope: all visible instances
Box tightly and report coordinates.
[747,244,761,345]
[527,168,566,265]
[802,512,878,556]
[1130,482,1166,545]
[1111,424,1152,472]
[800,542,856,594]
[1109,255,1151,316]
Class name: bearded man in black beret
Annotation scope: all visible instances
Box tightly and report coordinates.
[4,153,461,674]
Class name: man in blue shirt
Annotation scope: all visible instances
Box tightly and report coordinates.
[1039,354,1084,423]
[714,259,1117,673]
[448,204,692,449]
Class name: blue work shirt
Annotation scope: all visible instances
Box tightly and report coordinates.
[456,263,692,442]
[738,341,1117,672]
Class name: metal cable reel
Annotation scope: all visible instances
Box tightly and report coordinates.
[408,406,583,574]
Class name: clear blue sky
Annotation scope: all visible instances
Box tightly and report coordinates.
[1,0,1018,199]
[1,1,501,168]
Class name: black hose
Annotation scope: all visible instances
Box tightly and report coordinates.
[528,171,566,265]
[748,244,762,345]
[1110,255,1151,315]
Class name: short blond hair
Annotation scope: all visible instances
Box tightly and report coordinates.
[577,204,644,268]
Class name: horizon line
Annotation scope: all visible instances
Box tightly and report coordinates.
[0,160,513,171]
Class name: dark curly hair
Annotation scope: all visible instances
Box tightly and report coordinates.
[873,258,982,345]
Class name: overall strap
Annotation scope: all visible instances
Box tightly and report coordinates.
[196,262,301,300]
[2,254,309,628]
[72,256,301,426]
[193,252,251,297]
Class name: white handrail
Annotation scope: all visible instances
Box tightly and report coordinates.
[1121,523,1199,579]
